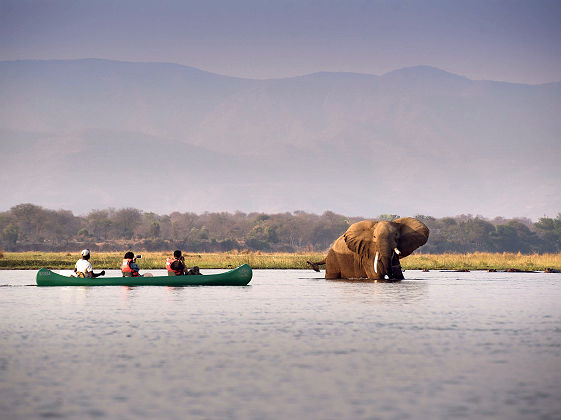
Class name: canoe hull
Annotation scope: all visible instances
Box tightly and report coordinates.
[36,264,252,286]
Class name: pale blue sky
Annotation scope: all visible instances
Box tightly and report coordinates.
[1,0,560,83]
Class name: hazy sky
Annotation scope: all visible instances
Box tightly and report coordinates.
[1,0,560,220]
[1,0,560,84]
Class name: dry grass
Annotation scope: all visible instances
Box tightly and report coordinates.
[402,252,561,271]
[1,251,560,271]
[0,251,326,270]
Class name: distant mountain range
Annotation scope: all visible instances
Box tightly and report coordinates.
[1,59,560,219]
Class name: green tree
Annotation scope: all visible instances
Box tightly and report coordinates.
[245,222,279,250]
[48,209,80,244]
[0,212,12,233]
[491,220,539,253]
[149,222,161,238]
[2,224,19,246]
[533,214,561,252]
[378,214,400,221]
[77,228,89,238]
[87,210,112,240]
[111,208,142,239]
[10,203,46,241]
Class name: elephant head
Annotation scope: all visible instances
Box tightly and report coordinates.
[343,217,429,279]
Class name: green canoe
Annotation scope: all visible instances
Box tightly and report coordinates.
[36,264,252,287]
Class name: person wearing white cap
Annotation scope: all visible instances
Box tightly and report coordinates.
[74,249,105,278]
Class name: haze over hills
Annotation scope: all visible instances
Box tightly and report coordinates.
[0,59,560,219]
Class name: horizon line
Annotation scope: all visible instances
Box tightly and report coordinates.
[2,57,559,86]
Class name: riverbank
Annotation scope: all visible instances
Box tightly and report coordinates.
[1,251,560,271]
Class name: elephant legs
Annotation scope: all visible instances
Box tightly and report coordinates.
[325,265,342,279]
[390,254,404,280]
[329,252,366,279]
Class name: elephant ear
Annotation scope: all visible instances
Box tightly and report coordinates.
[344,220,377,257]
[394,217,429,257]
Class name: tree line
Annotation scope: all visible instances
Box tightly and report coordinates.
[1,203,560,254]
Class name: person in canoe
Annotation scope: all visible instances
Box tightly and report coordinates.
[166,250,187,276]
[166,250,203,275]
[121,251,142,277]
[74,249,105,278]
[186,266,202,275]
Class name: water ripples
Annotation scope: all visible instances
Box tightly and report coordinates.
[0,269,560,419]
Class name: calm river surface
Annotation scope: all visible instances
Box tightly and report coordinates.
[1,269,560,420]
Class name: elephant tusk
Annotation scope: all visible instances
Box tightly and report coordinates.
[374,252,379,274]
[394,248,401,255]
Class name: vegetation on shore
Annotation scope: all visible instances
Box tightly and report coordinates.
[1,251,560,271]
[2,203,561,255]
[403,252,561,271]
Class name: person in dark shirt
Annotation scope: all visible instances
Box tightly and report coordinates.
[186,265,202,275]
[166,250,187,276]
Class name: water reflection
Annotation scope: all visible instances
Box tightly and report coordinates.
[58,285,90,304]
[165,286,188,301]
[325,278,429,305]
[120,285,135,306]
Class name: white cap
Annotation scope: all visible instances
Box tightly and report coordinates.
[81,249,90,257]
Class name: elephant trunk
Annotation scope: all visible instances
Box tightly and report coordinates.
[373,252,393,279]
[375,244,398,279]
[381,255,393,279]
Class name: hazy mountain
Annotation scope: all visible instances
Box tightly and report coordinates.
[1,59,559,219]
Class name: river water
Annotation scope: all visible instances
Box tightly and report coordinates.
[1,269,560,420]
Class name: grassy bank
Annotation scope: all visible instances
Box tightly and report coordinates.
[0,251,325,270]
[1,251,561,271]
[403,252,561,271]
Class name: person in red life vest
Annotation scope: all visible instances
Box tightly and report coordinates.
[166,250,187,276]
[121,251,142,277]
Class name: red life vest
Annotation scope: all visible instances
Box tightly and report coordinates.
[121,259,140,277]
[166,257,183,275]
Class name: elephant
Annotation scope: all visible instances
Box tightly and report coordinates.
[307,217,429,280]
